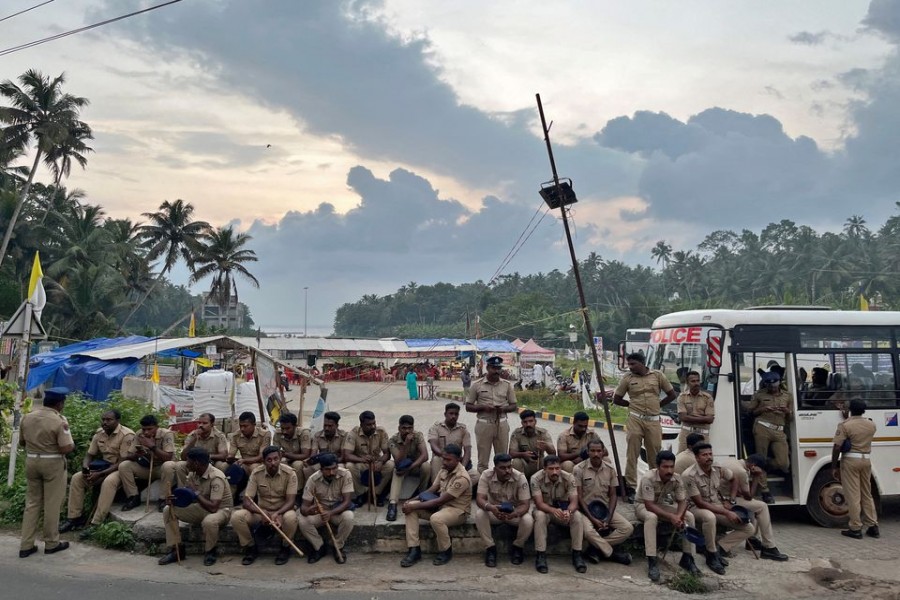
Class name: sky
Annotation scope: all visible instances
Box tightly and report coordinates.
[2,0,900,332]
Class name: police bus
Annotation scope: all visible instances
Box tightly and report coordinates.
[646,307,900,527]
[624,328,651,358]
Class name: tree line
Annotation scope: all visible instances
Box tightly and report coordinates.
[0,70,261,340]
[334,210,900,345]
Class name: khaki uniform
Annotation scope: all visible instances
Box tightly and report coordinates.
[615,370,674,487]
[298,468,355,551]
[67,424,135,519]
[273,428,312,489]
[229,428,272,478]
[573,460,633,556]
[159,427,228,499]
[676,390,715,452]
[475,468,534,547]
[834,415,878,531]
[427,420,477,483]
[230,463,298,547]
[556,426,600,473]
[466,377,517,473]
[634,469,696,557]
[716,458,777,548]
[683,463,753,552]
[530,470,583,552]
[405,462,471,551]
[388,430,431,502]
[163,464,233,551]
[343,426,394,496]
[311,428,347,457]
[673,449,696,475]
[117,428,176,498]
[20,405,74,552]
[748,389,792,472]
[509,426,555,479]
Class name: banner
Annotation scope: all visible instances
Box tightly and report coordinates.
[252,351,283,424]
[310,392,328,434]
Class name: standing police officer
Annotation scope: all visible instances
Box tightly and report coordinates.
[19,387,75,557]
[466,356,517,473]
[748,372,792,475]
[832,398,879,539]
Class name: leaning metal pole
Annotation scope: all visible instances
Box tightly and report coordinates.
[535,93,625,497]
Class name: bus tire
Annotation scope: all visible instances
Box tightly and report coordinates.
[806,468,850,528]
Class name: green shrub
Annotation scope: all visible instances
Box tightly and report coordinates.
[89,521,135,550]
[668,571,708,594]
[0,455,27,525]
[0,381,18,445]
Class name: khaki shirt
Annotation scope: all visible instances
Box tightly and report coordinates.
[427,421,472,450]
[573,460,617,506]
[717,458,764,497]
[683,463,733,506]
[477,468,530,504]
[466,377,517,422]
[748,390,792,426]
[186,464,233,509]
[530,470,577,505]
[312,429,347,456]
[428,462,472,513]
[303,467,354,506]
[674,449,696,475]
[20,405,74,454]
[229,427,271,459]
[556,425,600,458]
[343,425,390,461]
[183,427,228,457]
[246,463,298,511]
[510,426,554,460]
[637,469,687,507]
[833,415,877,454]
[389,430,426,461]
[127,427,176,454]
[273,428,312,456]
[614,370,673,415]
[88,424,135,464]
[677,390,715,420]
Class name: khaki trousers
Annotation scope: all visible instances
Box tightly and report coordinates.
[474,508,534,548]
[625,415,662,488]
[90,471,122,525]
[634,503,695,557]
[66,471,103,519]
[690,506,754,553]
[163,503,232,551]
[582,510,633,556]
[474,419,510,473]
[841,457,877,530]
[230,508,298,547]
[405,507,467,551]
[533,509,584,551]
[297,510,354,550]
[676,429,708,453]
[347,461,394,496]
[389,463,432,502]
[21,456,67,551]
[511,458,540,480]
[753,421,789,472]
[735,497,775,547]
[117,460,161,496]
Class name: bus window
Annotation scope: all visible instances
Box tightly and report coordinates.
[806,353,899,410]
[649,340,710,394]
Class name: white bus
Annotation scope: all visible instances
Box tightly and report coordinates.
[647,307,900,527]
[624,328,651,358]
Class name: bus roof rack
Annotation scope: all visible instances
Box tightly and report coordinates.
[745,305,832,311]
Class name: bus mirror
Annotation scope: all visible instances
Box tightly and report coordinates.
[617,341,626,370]
[706,329,724,376]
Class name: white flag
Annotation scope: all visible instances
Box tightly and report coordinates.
[310,394,328,434]
[581,371,598,410]
[27,252,46,321]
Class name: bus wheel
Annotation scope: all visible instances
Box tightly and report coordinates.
[806,469,850,528]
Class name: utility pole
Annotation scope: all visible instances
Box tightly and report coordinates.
[535,93,625,496]
[303,286,309,337]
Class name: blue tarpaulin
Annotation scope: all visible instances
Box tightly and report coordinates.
[467,339,519,353]
[404,339,467,348]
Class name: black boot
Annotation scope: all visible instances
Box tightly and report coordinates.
[158,544,185,566]
[59,516,86,533]
[241,544,259,566]
[307,543,328,564]
[485,545,497,567]
[510,544,525,565]
[203,547,218,566]
[275,544,291,565]
[386,503,398,521]
[583,545,601,564]
[760,546,789,561]
[866,526,880,539]
[401,546,422,567]
[121,495,141,511]
[679,553,701,575]
[609,548,632,565]
[647,556,660,582]
[572,550,586,573]
[705,551,726,575]
[535,551,548,573]
[433,546,453,566]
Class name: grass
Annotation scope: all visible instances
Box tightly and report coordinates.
[668,571,709,594]
[515,390,629,425]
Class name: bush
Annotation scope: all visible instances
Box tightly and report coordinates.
[668,571,708,594]
[89,521,135,550]
[0,455,27,525]
[0,381,19,445]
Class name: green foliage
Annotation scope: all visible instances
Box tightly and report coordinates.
[0,380,16,444]
[668,570,709,594]
[88,521,135,550]
[516,390,628,424]
[0,455,27,525]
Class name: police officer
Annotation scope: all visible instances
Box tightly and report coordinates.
[298,453,355,564]
[427,403,477,485]
[19,387,75,557]
[474,453,534,567]
[509,409,555,479]
[530,455,586,573]
[613,352,677,501]
[466,356,517,473]
[386,415,430,522]
[310,411,347,462]
[343,410,393,505]
[676,371,715,452]
[634,450,701,582]
[574,439,634,564]
[556,411,599,473]
[117,414,175,511]
[227,411,271,480]
[60,409,134,532]
[230,446,298,566]
[158,447,233,566]
[748,372,792,475]
[717,455,788,560]
[273,412,312,490]
[674,432,704,475]
[400,444,472,568]
[832,398,879,539]
[158,412,227,511]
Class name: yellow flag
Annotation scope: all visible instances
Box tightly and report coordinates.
[195,357,213,368]
[151,362,160,384]
[27,252,43,298]
[188,312,196,337]
[27,252,46,319]
[859,283,869,311]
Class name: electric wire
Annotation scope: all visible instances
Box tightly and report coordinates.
[0,0,56,24]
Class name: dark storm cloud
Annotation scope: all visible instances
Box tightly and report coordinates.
[863,0,900,41]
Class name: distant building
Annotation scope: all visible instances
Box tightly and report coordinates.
[201,293,247,330]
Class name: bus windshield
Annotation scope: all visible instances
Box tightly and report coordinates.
[646,326,717,394]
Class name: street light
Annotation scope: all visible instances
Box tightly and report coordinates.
[303,286,309,337]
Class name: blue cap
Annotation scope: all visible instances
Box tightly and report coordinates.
[135,455,152,469]
[171,487,198,508]
[486,356,503,367]
[44,387,69,402]
[498,501,515,513]
[418,491,440,502]
[396,458,414,471]
[683,526,705,546]
[731,504,752,523]
[225,463,246,485]
[761,372,781,384]
[360,469,383,487]
[88,459,112,472]
[587,500,609,521]
[553,500,570,510]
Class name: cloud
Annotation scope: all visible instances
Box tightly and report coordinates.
[863,0,900,42]
[788,31,834,46]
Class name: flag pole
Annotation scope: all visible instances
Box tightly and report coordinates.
[6,301,32,486]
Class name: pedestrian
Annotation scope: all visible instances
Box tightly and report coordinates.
[406,367,419,400]
[465,356,517,473]
[832,399,879,540]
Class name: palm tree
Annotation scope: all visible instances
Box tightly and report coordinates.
[189,226,260,317]
[844,215,869,239]
[43,120,93,188]
[650,240,672,267]
[0,69,89,268]
[117,199,211,332]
